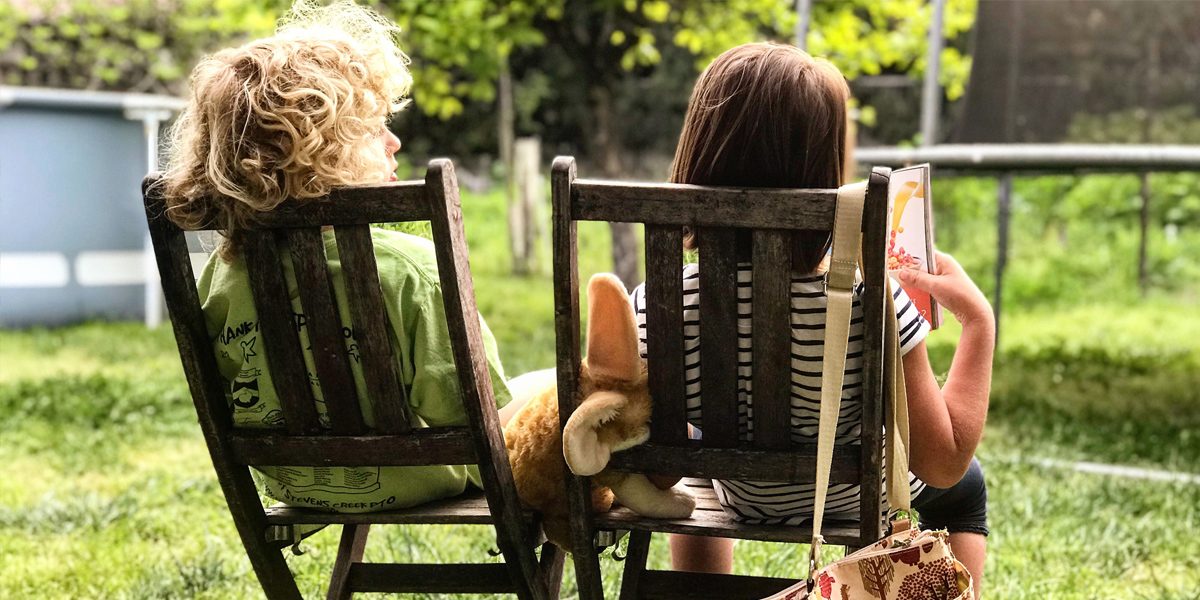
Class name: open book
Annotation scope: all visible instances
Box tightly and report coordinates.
[887,164,941,329]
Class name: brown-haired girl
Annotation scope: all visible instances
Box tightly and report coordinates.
[630,43,994,595]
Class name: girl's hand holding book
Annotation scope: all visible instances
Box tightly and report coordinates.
[898,251,994,332]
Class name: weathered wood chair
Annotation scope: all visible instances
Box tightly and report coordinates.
[143,159,563,599]
[550,156,892,599]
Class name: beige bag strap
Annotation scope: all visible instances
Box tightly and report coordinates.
[884,281,912,513]
[807,181,866,579]
[807,182,917,589]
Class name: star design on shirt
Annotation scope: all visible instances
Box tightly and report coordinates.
[240,337,258,363]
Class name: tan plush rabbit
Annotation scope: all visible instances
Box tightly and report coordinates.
[503,273,696,548]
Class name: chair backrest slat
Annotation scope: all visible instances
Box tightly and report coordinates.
[143,181,240,437]
[424,159,508,482]
[143,184,285,595]
[242,230,323,435]
[552,158,612,595]
[572,180,835,229]
[285,227,366,435]
[695,227,740,448]
[333,224,413,434]
[643,225,687,445]
[250,182,429,227]
[750,229,794,450]
[857,167,892,540]
[425,162,541,577]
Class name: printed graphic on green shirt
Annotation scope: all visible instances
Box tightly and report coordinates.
[198,229,511,512]
[270,466,382,495]
[216,315,388,498]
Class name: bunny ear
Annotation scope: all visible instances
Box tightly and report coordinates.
[585,273,641,383]
[563,391,627,476]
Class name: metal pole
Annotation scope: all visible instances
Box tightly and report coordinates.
[142,115,164,329]
[1138,172,1151,295]
[853,144,1200,172]
[919,0,947,146]
[994,174,1012,344]
[795,0,812,50]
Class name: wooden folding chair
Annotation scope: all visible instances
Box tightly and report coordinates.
[143,159,563,599]
[550,156,892,599]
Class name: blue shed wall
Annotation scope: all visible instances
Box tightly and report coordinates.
[0,106,150,326]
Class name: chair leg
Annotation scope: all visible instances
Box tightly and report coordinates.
[539,542,566,600]
[570,530,605,600]
[327,524,370,600]
[212,470,302,599]
[618,530,652,600]
[227,509,303,599]
[244,542,303,600]
[494,525,552,600]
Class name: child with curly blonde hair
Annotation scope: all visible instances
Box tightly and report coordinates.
[160,0,514,513]
[163,0,410,254]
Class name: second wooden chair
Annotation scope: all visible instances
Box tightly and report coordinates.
[551,156,893,600]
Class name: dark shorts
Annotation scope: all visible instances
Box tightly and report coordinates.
[911,457,989,536]
[691,426,988,535]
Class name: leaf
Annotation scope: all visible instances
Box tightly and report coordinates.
[642,0,670,23]
[133,31,162,51]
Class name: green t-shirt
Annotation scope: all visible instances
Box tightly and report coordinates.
[197,228,511,513]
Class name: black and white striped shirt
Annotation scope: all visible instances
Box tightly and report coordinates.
[630,263,931,524]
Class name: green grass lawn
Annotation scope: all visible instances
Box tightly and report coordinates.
[1,188,1198,598]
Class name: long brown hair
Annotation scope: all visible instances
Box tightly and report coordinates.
[670,42,851,272]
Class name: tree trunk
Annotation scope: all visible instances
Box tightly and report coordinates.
[498,60,529,275]
[592,83,639,289]
[514,137,543,274]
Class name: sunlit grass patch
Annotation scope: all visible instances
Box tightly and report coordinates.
[123,550,245,600]
[0,322,182,384]
[2,319,1199,597]
[0,524,251,599]
[1,186,1197,598]
[0,375,192,431]
[984,460,1200,599]
[925,304,1200,472]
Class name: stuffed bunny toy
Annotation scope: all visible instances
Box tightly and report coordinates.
[503,273,696,548]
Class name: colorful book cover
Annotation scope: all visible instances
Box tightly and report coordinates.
[887,164,941,329]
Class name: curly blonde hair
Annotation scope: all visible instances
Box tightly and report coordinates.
[160,0,411,258]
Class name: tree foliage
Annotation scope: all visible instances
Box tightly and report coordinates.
[2,0,981,158]
[0,0,278,94]
[377,0,551,120]
[377,0,976,124]
[808,0,976,101]
[1,0,983,158]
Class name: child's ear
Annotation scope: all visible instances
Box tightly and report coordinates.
[563,391,627,476]
[585,273,640,382]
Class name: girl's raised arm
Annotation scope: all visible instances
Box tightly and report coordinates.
[897,251,995,488]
